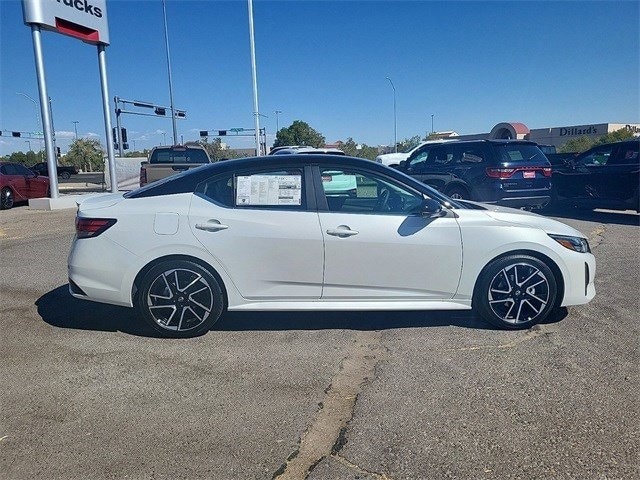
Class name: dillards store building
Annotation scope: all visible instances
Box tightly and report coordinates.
[437,122,640,148]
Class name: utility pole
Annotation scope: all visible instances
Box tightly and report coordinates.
[385,76,397,152]
[162,0,178,145]
[247,0,261,155]
[72,120,79,139]
[431,114,434,134]
[274,110,282,133]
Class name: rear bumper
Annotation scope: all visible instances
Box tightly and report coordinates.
[492,195,551,209]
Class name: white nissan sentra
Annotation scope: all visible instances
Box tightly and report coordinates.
[68,155,595,337]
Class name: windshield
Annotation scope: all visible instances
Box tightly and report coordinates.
[496,144,547,164]
[150,148,210,164]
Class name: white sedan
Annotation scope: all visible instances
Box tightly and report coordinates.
[68,155,595,337]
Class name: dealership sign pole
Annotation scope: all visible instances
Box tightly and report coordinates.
[22,0,117,195]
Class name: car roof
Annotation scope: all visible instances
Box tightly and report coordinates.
[126,154,451,204]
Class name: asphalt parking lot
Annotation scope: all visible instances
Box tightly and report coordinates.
[1,204,638,480]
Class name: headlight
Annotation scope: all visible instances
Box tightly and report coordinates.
[548,234,591,253]
[375,156,383,163]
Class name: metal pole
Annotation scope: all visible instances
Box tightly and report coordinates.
[48,97,57,156]
[114,97,124,157]
[248,0,261,156]
[385,76,397,153]
[97,44,118,193]
[162,0,178,145]
[72,121,79,139]
[274,110,281,133]
[17,92,42,149]
[30,26,59,199]
[431,114,434,134]
[25,140,31,151]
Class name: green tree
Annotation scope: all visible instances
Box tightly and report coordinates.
[65,138,105,172]
[197,138,241,161]
[595,128,634,145]
[335,138,379,161]
[273,120,325,148]
[396,135,422,153]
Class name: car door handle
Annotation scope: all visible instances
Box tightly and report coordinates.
[326,226,359,237]
[195,220,229,232]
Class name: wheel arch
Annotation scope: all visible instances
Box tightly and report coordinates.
[445,182,471,198]
[131,254,229,310]
[472,249,565,308]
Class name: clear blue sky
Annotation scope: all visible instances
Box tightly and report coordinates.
[1,0,638,155]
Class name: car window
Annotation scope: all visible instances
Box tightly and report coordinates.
[3,164,19,175]
[197,168,305,210]
[150,148,209,164]
[579,146,617,166]
[14,164,34,176]
[496,144,547,163]
[451,145,486,164]
[406,147,431,172]
[320,168,424,215]
[610,143,639,165]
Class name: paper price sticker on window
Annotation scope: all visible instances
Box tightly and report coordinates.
[236,175,302,206]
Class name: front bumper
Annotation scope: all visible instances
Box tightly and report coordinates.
[560,252,596,307]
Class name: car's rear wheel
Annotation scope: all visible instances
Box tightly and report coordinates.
[1,187,14,210]
[446,186,469,200]
[474,255,558,329]
[61,171,71,180]
[135,259,225,338]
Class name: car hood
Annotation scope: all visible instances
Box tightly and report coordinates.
[466,202,587,238]
[77,192,125,211]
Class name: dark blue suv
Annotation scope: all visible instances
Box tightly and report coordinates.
[396,140,552,209]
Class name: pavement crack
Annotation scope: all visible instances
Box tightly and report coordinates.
[333,453,392,479]
[272,330,388,480]
[446,324,553,352]
[588,224,606,250]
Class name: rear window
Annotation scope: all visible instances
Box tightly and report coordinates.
[150,148,209,164]
[495,144,547,164]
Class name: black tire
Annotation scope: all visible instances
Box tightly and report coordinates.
[134,259,225,338]
[473,254,558,329]
[61,171,71,180]
[1,187,14,210]
[446,185,470,201]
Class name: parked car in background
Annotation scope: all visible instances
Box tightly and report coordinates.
[30,162,78,180]
[550,139,639,212]
[376,140,456,167]
[68,155,595,337]
[395,140,552,209]
[270,147,346,156]
[1,162,49,209]
[139,144,212,187]
[536,144,579,168]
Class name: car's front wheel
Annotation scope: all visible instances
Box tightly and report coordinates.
[474,255,558,329]
[135,259,225,337]
[1,187,14,209]
[61,171,71,180]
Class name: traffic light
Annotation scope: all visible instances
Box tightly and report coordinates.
[199,130,209,137]
[123,143,129,150]
[218,130,227,136]
[175,110,186,118]
[112,127,117,143]
[154,107,166,116]
[56,147,61,157]
[12,131,21,137]
[121,128,128,143]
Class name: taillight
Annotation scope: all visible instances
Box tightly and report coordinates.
[486,166,552,179]
[139,166,147,187]
[75,217,117,239]
[486,168,516,179]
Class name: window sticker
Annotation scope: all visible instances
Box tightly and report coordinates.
[236,175,302,206]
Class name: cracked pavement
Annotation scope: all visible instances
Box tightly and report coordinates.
[1,206,638,479]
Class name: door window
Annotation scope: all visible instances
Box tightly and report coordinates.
[610,143,639,165]
[14,164,34,176]
[320,168,424,215]
[579,146,616,166]
[452,145,486,164]
[196,168,306,210]
[2,164,20,176]
[405,147,431,173]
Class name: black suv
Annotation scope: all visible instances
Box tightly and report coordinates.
[551,140,639,212]
[395,140,552,209]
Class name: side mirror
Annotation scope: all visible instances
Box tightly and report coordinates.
[420,198,445,217]
[398,160,407,170]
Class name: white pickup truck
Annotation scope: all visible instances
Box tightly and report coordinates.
[376,140,457,167]
[139,145,212,187]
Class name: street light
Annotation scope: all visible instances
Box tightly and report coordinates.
[16,92,42,148]
[274,110,282,133]
[72,120,79,139]
[431,114,434,134]
[247,0,261,156]
[385,76,397,152]
[161,0,178,145]
[25,140,32,151]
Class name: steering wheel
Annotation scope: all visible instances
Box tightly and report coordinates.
[377,187,390,211]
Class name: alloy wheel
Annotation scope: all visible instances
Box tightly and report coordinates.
[146,268,214,332]
[487,262,550,324]
[2,188,14,209]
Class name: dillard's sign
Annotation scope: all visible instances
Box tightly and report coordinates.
[559,126,599,137]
